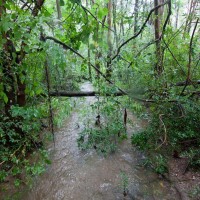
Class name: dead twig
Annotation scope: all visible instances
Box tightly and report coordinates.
[155,114,167,150]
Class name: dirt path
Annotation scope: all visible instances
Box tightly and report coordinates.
[23,82,180,200]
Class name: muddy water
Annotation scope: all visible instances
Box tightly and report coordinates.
[24,82,179,200]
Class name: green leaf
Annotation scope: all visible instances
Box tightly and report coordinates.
[81,62,87,72]
[60,0,65,6]
[4,3,11,10]
[70,0,81,4]
[43,9,51,17]
[24,45,30,53]
[14,30,21,40]
[14,179,21,187]
[35,88,43,95]
[3,93,8,103]
[2,21,12,32]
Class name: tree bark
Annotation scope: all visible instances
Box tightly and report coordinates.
[112,0,119,48]
[49,91,125,97]
[120,0,125,39]
[175,0,180,28]
[154,0,164,76]
[1,0,45,115]
[17,75,26,107]
[134,0,139,34]
[56,0,62,19]
[86,0,92,80]
[94,12,100,78]
[0,1,16,115]
[184,0,198,34]
[106,0,113,79]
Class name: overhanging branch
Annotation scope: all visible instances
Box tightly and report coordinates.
[181,18,199,94]
[79,4,115,32]
[44,36,127,95]
[112,0,169,61]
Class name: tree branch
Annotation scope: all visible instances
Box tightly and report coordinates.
[44,36,127,95]
[181,18,199,94]
[163,39,186,75]
[49,91,124,97]
[79,4,115,32]
[171,80,200,87]
[112,0,169,61]
[160,0,171,39]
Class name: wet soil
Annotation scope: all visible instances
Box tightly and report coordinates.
[22,82,180,200]
[1,82,194,200]
[168,158,200,200]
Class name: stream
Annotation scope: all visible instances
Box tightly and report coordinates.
[23,82,180,200]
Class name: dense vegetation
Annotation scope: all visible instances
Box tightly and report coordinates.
[0,0,199,193]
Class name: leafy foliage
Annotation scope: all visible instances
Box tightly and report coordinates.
[77,83,127,156]
[132,99,200,171]
[0,105,49,184]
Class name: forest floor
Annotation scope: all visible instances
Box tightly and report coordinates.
[167,158,200,200]
[1,82,200,200]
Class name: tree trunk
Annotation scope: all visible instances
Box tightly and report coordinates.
[120,0,125,39]
[154,0,164,76]
[2,62,16,116]
[112,0,119,48]
[184,0,198,34]
[1,0,45,115]
[95,18,100,78]
[90,0,101,79]
[175,0,180,28]
[86,0,92,80]
[17,75,26,107]
[134,0,139,34]
[56,0,62,19]
[1,2,16,116]
[106,0,112,79]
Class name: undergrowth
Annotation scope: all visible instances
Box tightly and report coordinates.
[131,99,200,174]
[77,83,128,156]
[0,97,72,196]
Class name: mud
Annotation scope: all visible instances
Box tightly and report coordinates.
[22,82,180,200]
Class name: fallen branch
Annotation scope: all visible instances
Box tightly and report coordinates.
[48,91,182,104]
[49,91,125,97]
[171,80,200,87]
